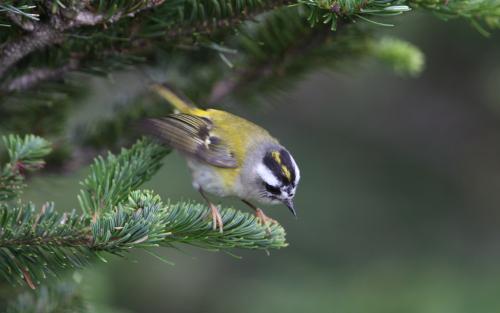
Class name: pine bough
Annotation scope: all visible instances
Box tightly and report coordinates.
[0,135,287,290]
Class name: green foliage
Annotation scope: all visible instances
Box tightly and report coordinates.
[0,135,52,201]
[0,135,288,290]
[1,0,498,147]
[0,0,494,101]
[163,201,287,249]
[0,3,38,27]
[214,8,373,102]
[77,138,168,216]
[0,202,92,289]
[299,0,411,30]
[0,0,497,311]
[371,37,425,76]
[91,190,168,253]
[2,135,52,171]
[410,0,500,35]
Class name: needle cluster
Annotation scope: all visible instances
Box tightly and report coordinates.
[0,135,287,291]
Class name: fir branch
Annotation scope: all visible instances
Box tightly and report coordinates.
[0,23,64,80]
[91,190,168,253]
[163,201,287,250]
[0,135,52,202]
[77,138,169,217]
[162,0,294,38]
[0,202,92,289]
[1,4,38,31]
[66,1,166,27]
[0,3,39,28]
[208,8,362,103]
[0,1,166,79]
[0,191,287,289]
[0,0,497,98]
[299,0,500,32]
[0,135,288,289]
[0,4,39,22]
[3,135,52,170]
[299,0,411,31]
[410,0,500,34]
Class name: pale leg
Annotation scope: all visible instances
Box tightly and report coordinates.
[199,188,224,233]
[241,199,278,225]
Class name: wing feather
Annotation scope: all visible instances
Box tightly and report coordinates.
[143,115,237,168]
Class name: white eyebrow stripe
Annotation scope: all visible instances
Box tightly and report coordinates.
[288,154,300,185]
[256,163,280,187]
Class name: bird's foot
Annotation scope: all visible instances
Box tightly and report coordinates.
[208,203,224,233]
[255,208,278,235]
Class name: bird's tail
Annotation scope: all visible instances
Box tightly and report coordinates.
[151,83,198,114]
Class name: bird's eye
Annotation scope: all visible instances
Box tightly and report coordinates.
[264,183,281,195]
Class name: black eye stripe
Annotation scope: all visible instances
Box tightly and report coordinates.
[264,183,281,195]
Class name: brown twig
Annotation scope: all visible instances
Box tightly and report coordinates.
[165,0,294,39]
[0,0,295,94]
[0,24,64,79]
[0,1,165,79]
[6,11,36,31]
[2,58,79,92]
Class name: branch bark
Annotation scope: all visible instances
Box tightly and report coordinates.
[166,0,293,38]
[0,1,165,79]
[6,11,36,31]
[1,59,79,92]
[0,24,63,79]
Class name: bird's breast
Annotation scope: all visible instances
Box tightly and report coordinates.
[187,158,240,197]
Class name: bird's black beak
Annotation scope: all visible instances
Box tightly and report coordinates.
[284,199,297,217]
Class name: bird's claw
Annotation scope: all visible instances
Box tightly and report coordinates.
[255,208,277,225]
[255,208,277,236]
[209,203,224,233]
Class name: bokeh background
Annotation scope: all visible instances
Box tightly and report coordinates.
[20,11,500,313]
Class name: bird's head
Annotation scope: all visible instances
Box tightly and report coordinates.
[254,148,300,216]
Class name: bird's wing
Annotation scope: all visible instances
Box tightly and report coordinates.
[143,114,238,168]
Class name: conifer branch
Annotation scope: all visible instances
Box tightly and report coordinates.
[208,8,364,103]
[0,3,39,30]
[0,0,496,100]
[410,0,500,35]
[77,138,169,217]
[0,135,52,202]
[0,1,166,78]
[0,135,287,289]
[0,23,64,80]
[163,0,294,38]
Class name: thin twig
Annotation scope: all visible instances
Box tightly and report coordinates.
[6,11,36,31]
[0,1,165,80]
[2,58,79,92]
[166,0,293,38]
[0,24,63,79]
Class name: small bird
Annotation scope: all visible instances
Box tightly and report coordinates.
[143,84,300,232]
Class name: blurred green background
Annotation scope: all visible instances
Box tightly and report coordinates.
[19,12,500,313]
